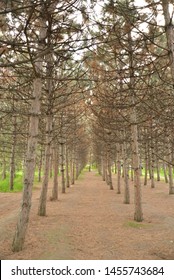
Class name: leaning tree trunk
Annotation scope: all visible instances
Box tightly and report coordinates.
[12,14,47,252]
[12,78,43,251]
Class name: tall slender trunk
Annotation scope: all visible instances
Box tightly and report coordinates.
[155,138,160,181]
[70,150,75,185]
[102,153,106,181]
[66,145,70,188]
[51,148,59,200]
[76,156,79,180]
[38,46,53,216]
[150,132,155,188]
[131,116,143,221]
[1,152,7,180]
[162,0,174,193]
[168,139,174,194]
[38,148,43,182]
[144,142,148,186]
[147,141,152,180]
[107,143,113,190]
[38,115,53,216]
[163,160,168,183]
[12,78,43,251]
[162,0,174,82]
[10,116,17,191]
[128,22,143,222]
[49,148,53,178]
[123,139,130,204]
[60,141,66,193]
[117,144,121,194]
[12,13,47,250]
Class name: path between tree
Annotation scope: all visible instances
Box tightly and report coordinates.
[1,171,174,259]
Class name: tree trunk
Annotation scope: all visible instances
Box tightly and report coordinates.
[117,144,121,194]
[12,76,43,252]
[76,157,79,180]
[38,116,53,216]
[66,145,70,188]
[123,140,130,204]
[107,146,113,190]
[162,0,174,83]
[144,142,148,186]
[49,148,53,178]
[163,160,168,183]
[60,141,66,193]
[102,154,106,181]
[70,151,75,185]
[51,148,59,200]
[127,21,143,222]
[168,140,174,194]
[38,148,43,182]
[131,118,143,222]
[9,116,17,191]
[150,136,155,188]
[1,154,7,180]
[38,44,54,216]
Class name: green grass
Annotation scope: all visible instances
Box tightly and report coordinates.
[124,220,151,229]
[141,168,167,181]
[0,171,41,192]
[95,172,101,176]
[0,172,23,192]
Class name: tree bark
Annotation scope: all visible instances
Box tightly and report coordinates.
[163,160,168,183]
[1,153,7,180]
[12,9,47,250]
[123,140,130,204]
[150,135,155,188]
[107,144,113,190]
[38,148,43,182]
[127,21,143,222]
[12,77,43,252]
[117,144,121,194]
[9,116,17,191]
[51,148,59,200]
[60,141,66,193]
[168,139,174,194]
[38,115,53,216]
[144,142,148,186]
[66,145,70,188]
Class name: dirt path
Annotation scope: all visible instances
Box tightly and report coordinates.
[1,171,174,260]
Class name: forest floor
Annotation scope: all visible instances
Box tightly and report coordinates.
[1,170,174,260]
